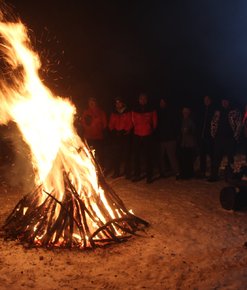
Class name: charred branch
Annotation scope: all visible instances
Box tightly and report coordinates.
[1,148,149,249]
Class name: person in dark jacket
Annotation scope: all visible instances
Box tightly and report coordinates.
[208,97,242,182]
[177,106,197,179]
[156,98,179,178]
[132,93,157,183]
[109,97,133,178]
[197,95,215,178]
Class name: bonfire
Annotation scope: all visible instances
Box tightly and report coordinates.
[0,10,148,248]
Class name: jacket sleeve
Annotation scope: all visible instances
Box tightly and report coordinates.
[132,111,136,127]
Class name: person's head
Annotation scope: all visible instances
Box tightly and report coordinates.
[114,97,125,111]
[204,95,212,106]
[182,106,191,119]
[221,98,230,109]
[139,93,148,106]
[88,97,97,109]
[159,98,167,109]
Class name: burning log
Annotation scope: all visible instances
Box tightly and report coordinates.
[2,145,148,249]
[0,11,149,249]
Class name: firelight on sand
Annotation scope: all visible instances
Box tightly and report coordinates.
[0,12,148,248]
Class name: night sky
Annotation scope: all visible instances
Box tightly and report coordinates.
[6,0,247,110]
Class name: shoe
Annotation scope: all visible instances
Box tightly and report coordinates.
[132,176,141,182]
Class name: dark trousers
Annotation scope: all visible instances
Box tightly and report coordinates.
[87,139,105,169]
[133,135,154,179]
[178,147,195,179]
[199,138,213,175]
[210,136,236,178]
[159,140,179,176]
[112,134,132,176]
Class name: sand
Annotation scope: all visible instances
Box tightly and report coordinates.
[0,176,247,290]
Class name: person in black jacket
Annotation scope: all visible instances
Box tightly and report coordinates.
[177,106,197,179]
[208,97,242,182]
[156,98,179,178]
[197,95,215,178]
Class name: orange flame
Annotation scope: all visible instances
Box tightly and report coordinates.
[0,19,126,246]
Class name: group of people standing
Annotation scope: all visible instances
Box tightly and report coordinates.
[79,94,246,183]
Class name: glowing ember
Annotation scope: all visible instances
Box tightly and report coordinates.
[0,12,148,248]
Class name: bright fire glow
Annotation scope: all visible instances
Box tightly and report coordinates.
[0,19,128,247]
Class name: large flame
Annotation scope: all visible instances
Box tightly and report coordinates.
[0,18,132,247]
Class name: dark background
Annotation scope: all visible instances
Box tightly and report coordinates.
[6,0,247,111]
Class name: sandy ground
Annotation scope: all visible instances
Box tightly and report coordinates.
[1,176,247,290]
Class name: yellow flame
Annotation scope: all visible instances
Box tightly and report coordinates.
[0,19,123,243]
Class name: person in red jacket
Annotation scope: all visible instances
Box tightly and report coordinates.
[109,97,133,178]
[81,97,107,168]
[132,93,157,183]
